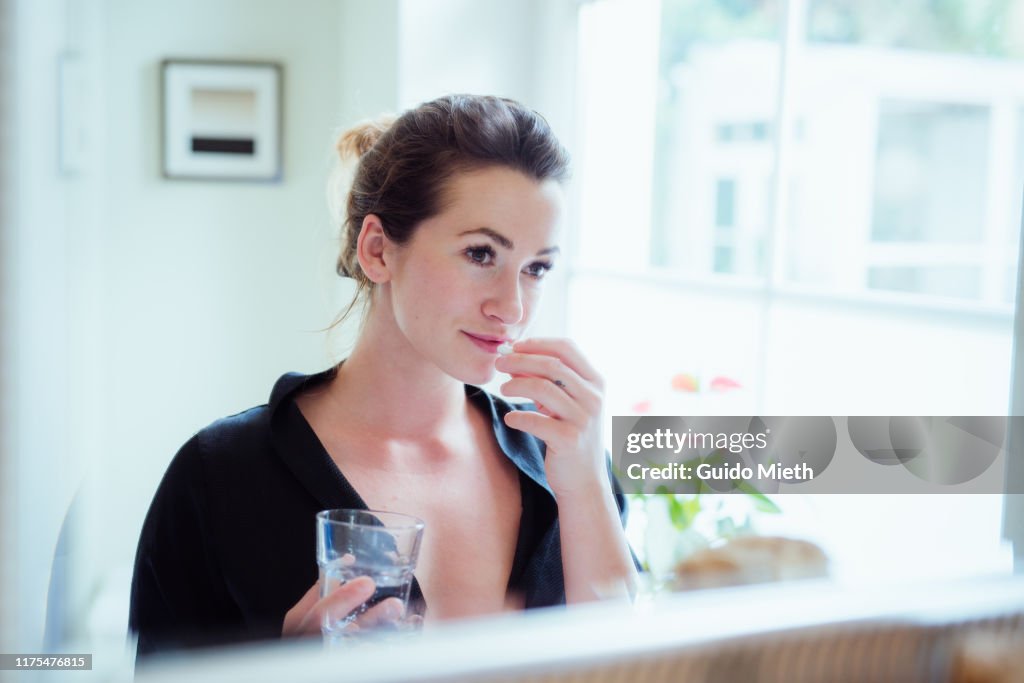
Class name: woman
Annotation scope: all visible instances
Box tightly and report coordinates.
[129,94,637,656]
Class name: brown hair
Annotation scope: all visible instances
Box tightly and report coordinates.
[330,94,570,325]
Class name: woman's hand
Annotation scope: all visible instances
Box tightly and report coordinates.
[496,337,638,603]
[495,338,607,496]
[282,576,405,636]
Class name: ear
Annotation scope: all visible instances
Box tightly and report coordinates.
[355,214,392,283]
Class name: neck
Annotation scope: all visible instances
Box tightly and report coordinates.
[326,298,469,440]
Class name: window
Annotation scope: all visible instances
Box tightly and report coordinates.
[574,0,1022,580]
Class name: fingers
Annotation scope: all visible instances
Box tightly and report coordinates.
[495,353,602,416]
[497,337,609,494]
[356,597,405,628]
[496,351,583,394]
[285,576,376,636]
[316,576,377,632]
[500,375,584,422]
[283,577,412,638]
[510,338,603,387]
[504,407,572,444]
[282,581,322,636]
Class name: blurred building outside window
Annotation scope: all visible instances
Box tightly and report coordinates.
[573,0,1022,582]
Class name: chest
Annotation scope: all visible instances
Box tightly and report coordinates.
[304,408,524,621]
[348,448,523,619]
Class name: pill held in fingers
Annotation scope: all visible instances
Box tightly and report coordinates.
[497,342,514,355]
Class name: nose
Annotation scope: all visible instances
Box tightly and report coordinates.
[482,268,524,325]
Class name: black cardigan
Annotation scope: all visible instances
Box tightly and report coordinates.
[129,368,629,656]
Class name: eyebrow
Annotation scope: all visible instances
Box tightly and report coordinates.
[458,227,560,257]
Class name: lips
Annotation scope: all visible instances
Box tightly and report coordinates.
[463,331,510,354]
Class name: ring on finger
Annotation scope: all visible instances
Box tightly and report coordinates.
[553,379,568,391]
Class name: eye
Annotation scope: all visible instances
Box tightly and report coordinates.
[523,260,554,280]
[464,245,496,266]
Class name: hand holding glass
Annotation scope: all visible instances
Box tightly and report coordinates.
[316,509,425,640]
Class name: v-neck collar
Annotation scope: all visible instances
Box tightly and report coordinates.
[265,367,556,616]
[267,367,554,506]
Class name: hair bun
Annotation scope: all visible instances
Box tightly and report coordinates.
[335,116,395,161]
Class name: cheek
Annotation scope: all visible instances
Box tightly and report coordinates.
[521,285,543,318]
[400,261,468,318]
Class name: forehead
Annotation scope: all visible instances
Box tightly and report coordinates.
[428,166,564,244]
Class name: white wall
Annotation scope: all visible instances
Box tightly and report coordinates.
[2,0,580,655]
[0,0,10,649]
[337,0,400,121]
[4,0,76,654]
[398,0,539,108]
[85,0,358,644]
[3,0,359,653]
[396,0,580,343]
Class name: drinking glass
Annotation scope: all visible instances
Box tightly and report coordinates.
[316,509,425,642]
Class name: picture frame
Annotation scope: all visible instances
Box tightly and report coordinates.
[160,59,283,182]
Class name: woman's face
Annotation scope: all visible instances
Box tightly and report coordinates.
[383,165,564,385]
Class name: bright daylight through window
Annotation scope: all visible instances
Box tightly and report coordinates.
[573,0,1023,583]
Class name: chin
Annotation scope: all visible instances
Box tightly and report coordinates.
[444,359,497,387]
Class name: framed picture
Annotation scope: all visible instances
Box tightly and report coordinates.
[161,59,283,182]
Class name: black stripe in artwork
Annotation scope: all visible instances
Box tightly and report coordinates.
[191,137,256,155]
